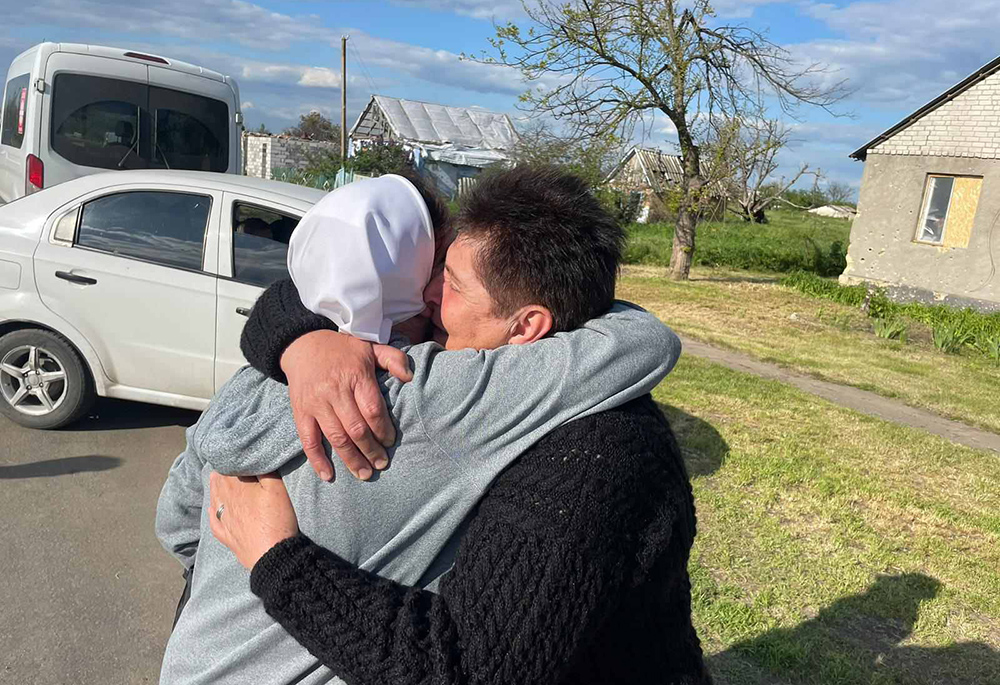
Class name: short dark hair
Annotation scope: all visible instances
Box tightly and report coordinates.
[395,167,454,265]
[457,165,624,332]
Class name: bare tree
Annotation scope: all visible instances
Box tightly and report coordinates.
[824,181,855,206]
[709,115,821,223]
[477,0,849,279]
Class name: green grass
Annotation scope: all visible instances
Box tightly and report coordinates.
[659,356,1000,685]
[625,209,851,276]
[782,271,1000,363]
[619,267,1000,433]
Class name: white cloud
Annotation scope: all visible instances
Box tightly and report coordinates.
[241,101,255,109]
[13,0,525,97]
[389,0,525,19]
[793,0,1000,108]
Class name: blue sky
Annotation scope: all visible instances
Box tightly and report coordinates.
[1,0,998,192]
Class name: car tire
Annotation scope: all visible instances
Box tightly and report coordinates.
[0,328,96,430]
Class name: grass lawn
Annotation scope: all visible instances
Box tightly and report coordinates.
[658,356,1000,685]
[618,267,1000,434]
[625,209,851,276]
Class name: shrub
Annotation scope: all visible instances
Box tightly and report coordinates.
[873,317,908,341]
[933,323,973,354]
[976,334,1000,365]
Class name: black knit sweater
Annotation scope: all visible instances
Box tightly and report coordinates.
[240,278,712,685]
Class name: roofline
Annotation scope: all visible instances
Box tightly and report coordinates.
[849,54,1000,161]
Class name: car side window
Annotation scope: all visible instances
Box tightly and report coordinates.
[231,203,299,288]
[77,191,211,271]
[1,73,30,149]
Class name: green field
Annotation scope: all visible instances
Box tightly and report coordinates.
[657,356,1000,685]
[625,209,851,276]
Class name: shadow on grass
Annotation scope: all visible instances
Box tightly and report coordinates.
[709,573,1000,685]
[0,455,122,479]
[657,402,728,478]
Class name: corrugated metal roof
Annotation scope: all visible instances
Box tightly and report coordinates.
[358,95,519,150]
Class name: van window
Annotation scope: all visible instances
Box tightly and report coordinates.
[77,191,211,271]
[51,74,147,170]
[50,74,231,173]
[1,73,30,149]
[151,86,229,172]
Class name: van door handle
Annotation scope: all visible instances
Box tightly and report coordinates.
[55,271,97,285]
[236,307,252,317]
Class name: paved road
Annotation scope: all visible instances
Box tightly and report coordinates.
[0,399,200,684]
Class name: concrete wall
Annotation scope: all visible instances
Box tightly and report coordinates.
[842,153,1000,312]
[243,133,340,179]
[872,70,1000,160]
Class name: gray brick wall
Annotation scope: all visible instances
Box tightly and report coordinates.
[873,70,1000,160]
[243,133,341,179]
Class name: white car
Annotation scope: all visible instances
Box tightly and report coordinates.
[0,170,325,429]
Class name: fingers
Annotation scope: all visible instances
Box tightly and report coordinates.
[353,373,396,452]
[373,344,413,383]
[326,398,386,478]
[296,415,337,482]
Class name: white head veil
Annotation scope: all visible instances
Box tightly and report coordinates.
[287,174,435,344]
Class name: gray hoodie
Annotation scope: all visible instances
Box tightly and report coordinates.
[155,302,681,685]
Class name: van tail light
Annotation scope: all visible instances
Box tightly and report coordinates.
[26,154,43,195]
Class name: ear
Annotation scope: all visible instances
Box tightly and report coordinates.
[506,305,553,345]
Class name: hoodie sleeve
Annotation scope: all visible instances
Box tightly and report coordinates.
[192,366,307,477]
[395,302,681,464]
[155,420,208,570]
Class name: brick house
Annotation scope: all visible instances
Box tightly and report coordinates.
[242,132,340,180]
[844,56,1000,312]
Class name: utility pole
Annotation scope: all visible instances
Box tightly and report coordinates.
[341,35,348,164]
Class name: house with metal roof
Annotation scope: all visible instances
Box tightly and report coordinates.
[349,95,519,197]
[605,146,723,223]
[844,56,1000,312]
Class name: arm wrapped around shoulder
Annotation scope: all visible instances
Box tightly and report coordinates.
[240,278,338,384]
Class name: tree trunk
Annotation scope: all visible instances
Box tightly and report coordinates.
[670,119,702,281]
[670,208,696,280]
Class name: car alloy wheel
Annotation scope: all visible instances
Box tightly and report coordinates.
[0,344,69,416]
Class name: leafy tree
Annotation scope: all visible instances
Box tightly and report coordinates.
[348,142,411,175]
[255,123,272,135]
[305,141,411,178]
[284,111,341,142]
[509,119,621,189]
[477,0,848,280]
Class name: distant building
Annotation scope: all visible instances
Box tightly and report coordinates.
[349,95,519,198]
[605,146,724,223]
[808,205,857,220]
[845,55,1000,312]
[242,132,339,180]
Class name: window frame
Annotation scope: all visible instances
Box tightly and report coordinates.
[73,189,215,274]
[226,200,300,288]
[914,173,984,247]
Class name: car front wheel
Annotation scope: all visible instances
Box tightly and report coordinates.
[0,329,95,429]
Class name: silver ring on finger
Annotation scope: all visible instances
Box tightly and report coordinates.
[216,503,225,521]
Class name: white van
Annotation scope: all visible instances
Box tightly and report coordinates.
[0,43,243,203]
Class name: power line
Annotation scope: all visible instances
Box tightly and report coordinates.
[350,41,379,97]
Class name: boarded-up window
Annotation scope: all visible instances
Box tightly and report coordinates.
[916,175,982,247]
